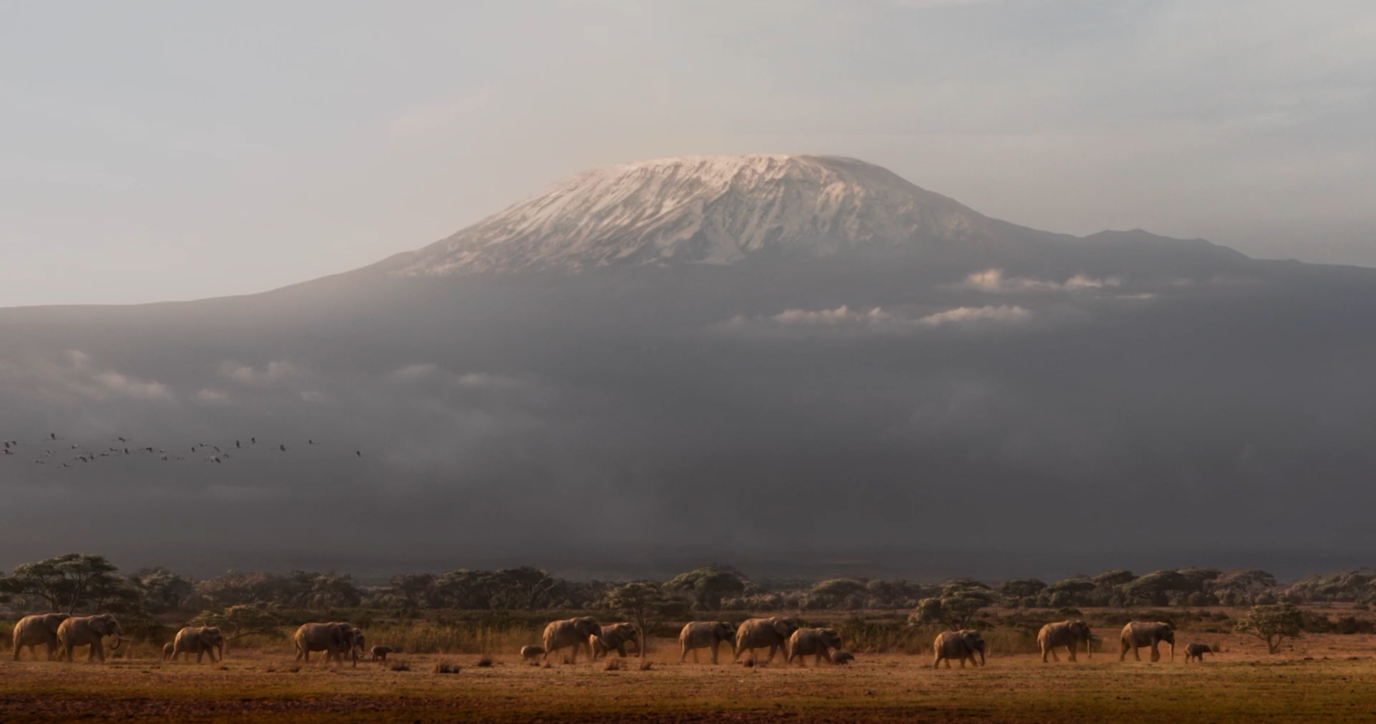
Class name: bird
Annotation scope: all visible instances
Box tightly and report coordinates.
[355,450,362,457]
[251,437,257,444]
[236,440,241,449]
[49,433,56,440]
[308,439,316,445]
[279,444,286,452]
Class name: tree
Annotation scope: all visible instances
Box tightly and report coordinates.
[1211,569,1278,606]
[1122,570,1192,606]
[909,580,996,631]
[192,603,284,642]
[606,581,690,661]
[130,568,196,614]
[999,578,1047,599]
[665,567,746,610]
[0,554,128,614]
[1234,603,1304,654]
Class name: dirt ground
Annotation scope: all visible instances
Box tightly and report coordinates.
[5,632,1376,723]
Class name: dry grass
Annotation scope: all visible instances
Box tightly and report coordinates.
[3,632,1376,722]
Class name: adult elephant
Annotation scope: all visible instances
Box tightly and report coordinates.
[590,622,637,660]
[348,627,366,665]
[542,616,601,663]
[786,627,843,666]
[294,622,359,666]
[169,626,225,663]
[56,614,125,663]
[1037,620,1094,663]
[932,629,986,669]
[12,613,70,661]
[679,621,736,664]
[733,617,798,664]
[1120,621,1175,662]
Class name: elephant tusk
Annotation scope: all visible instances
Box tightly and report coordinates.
[109,635,125,651]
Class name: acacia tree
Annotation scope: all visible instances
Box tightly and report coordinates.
[1234,603,1304,654]
[910,580,996,631]
[665,567,746,611]
[0,553,132,613]
[192,603,284,642]
[606,582,690,662]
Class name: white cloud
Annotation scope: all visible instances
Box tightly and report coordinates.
[919,305,1032,326]
[726,303,1032,335]
[193,388,231,404]
[218,360,307,387]
[0,350,175,404]
[961,268,1120,294]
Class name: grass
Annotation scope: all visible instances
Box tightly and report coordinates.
[4,630,1376,723]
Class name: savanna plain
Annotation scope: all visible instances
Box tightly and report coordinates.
[5,620,1376,723]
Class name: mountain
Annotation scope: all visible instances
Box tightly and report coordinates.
[382,155,991,274]
[2,155,1375,580]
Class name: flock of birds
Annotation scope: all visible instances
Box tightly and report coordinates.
[1,433,363,469]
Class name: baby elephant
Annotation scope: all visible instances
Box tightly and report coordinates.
[520,644,546,662]
[162,642,174,661]
[1184,642,1213,663]
[370,645,396,662]
[830,650,855,665]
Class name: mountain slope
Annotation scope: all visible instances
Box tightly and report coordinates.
[385,155,996,275]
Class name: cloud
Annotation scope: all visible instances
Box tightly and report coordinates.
[919,305,1032,326]
[218,360,307,387]
[724,304,1033,335]
[961,268,1120,294]
[193,388,231,404]
[0,350,175,404]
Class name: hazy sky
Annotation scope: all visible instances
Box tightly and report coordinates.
[2,0,1374,307]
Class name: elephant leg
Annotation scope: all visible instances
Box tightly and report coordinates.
[1067,645,1077,663]
[1133,646,1141,661]
[710,645,718,665]
[1119,643,1128,661]
[1150,644,1160,663]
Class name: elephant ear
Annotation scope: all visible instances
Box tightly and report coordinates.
[773,620,794,636]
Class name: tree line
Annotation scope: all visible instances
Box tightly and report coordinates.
[3,554,1375,632]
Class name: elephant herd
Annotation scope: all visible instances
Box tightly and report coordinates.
[534,616,851,667]
[12,612,1195,670]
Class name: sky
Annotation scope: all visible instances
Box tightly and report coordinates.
[1,0,1374,307]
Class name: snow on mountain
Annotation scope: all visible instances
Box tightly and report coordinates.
[389,155,993,275]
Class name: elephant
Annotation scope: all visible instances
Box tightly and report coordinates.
[542,616,601,663]
[1037,620,1094,663]
[293,622,359,666]
[12,613,70,661]
[786,627,843,666]
[162,642,175,661]
[1184,642,1213,663]
[520,644,545,662]
[590,622,638,660]
[56,614,126,663]
[932,629,986,669]
[169,626,225,663]
[733,617,798,664]
[1120,621,1175,662]
[679,621,736,664]
[830,650,855,665]
[370,645,395,662]
[349,627,366,665]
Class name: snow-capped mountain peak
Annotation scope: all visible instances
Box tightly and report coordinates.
[389,154,991,275]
